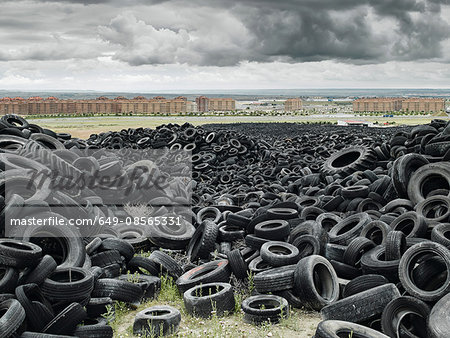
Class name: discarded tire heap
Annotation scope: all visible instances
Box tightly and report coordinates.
[1,114,450,337]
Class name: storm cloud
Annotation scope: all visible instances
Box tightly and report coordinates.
[0,0,448,66]
[0,0,450,91]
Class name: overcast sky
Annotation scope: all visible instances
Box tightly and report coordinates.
[0,0,450,91]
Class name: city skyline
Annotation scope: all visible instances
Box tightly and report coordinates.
[1,0,450,91]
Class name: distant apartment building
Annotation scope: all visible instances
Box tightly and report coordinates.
[401,98,445,113]
[0,96,194,115]
[353,97,445,113]
[284,98,303,111]
[195,96,235,112]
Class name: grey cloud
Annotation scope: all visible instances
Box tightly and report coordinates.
[95,0,450,66]
[2,0,450,66]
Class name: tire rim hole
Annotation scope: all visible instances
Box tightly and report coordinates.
[337,221,358,236]
[268,246,291,256]
[409,252,448,292]
[193,285,224,297]
[420,174,449,199]
[145,310,171,316]
[331,151,361,168]
[249,299,278,310]
[313,264,334,300]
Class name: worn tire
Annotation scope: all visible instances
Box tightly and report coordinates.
[321,283,400,323]
[184,282,235,318]
[398,242,450,302]
[133,305,181,337]
[293,255,339,310]
[315,320,389,338]
[260,241,300,267]
[242,295,289,325]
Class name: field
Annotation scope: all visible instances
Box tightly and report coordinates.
[110,272,321,337]
[22,114,446,337]
[29,114,447,139]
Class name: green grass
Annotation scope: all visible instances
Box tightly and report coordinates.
[107,269,320,337]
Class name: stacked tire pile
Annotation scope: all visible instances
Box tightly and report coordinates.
[0,114,450,337]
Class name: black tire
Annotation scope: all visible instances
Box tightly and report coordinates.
[0,114,29,130]
[324,243,346,262]
[226,213,250,229]
[0,299,26,338]
[148,217,195,250]
[260,241,300,267]
[127,256,159,276]
[241,294,289,325]
[341,185,369,199]
[226,249,247,280]
[361,246,400,282]
[117,274,161,300]
[416,195,450,224]
[218,224,245,242]
[330,260,361,280]
[90,250,122,268]
[176,259,231,294]
[86,237,102,255]
[15,283,54,332]
[431,223,450,248]
[0,239,42,269]
[398,242,450,302]
[0,266,18,293]
[98,238,135,262]
[385,231,406,261]
[343,274,389,298]
[381,296,430,338]
[86,297,113,319]
[149,250,183,279]
[41,267,94,305]
[392,153,429,198]
[29,133,65,150]
[293,255,339,310]
[19,332,73,337]
[253,265,296,293]
[116,223,151,252]
[184,282,235,318]
[254,219,290,240]
[292,235,321,258]
[389,211,427,238]
[315,320,390,338]
[328,213,371,245]
[321,283,400,323]
[428,292,450,338]
[316,213,342,233]
[266,208,298,220]
[133,305,181,337]
[248,256,272,275]
[407,162,450,205]
[73,318,113,338]
[187,220,218,262]
[275,289,303,308]
[343,237,375,267]
[16,221,85,268]
[322,146,376,177]
[245,234,270,250]
[43,302,86,335]
[196,207,221,224]
[102,263,121,278]
[360,220,391,245]
[92,278,144,305]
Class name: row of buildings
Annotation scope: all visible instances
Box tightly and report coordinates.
[353,98,445,113]
[0,96,237,115]
[284,98,303,111]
